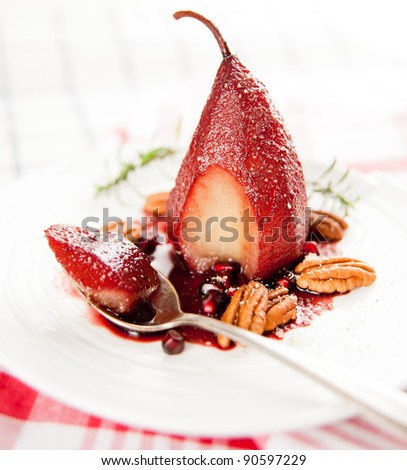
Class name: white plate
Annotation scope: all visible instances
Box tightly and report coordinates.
[0,159,406,437]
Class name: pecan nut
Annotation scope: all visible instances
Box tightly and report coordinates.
[265,291,297,331]
[309,209,348,242]
[295,255,376,294]
[102,219,142,241]
[217,281,268,348]
[144,192,170,216]
[217,282,297,348]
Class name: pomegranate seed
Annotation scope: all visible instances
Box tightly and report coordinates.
[162,330,185,355]
[199,278,225,296]
[201,293,218,316]
[303,241,319,255]
[212,261,241,275]
[201,291,226,317]
[274,268,295,290]
[276,277,294,289]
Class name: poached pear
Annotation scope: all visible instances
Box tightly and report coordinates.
[168,11,307,279]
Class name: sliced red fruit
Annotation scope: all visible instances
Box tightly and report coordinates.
[173,165,261,276]
[45,224,159,314]
[168,12,307,279]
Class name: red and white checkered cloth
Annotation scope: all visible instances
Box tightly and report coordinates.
[1,0,407,450]
[1,369,407,450]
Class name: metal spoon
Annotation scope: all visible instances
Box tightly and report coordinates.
[79,271,407,435]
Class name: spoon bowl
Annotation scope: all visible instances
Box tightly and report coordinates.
[84,271,186,333]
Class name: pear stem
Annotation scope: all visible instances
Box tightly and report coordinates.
[173,10,232,59]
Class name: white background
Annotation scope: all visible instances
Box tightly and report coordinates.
[1,0,407,188]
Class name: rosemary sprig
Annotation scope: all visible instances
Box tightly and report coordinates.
[307,159,359,216]
[95,162,136,195]
[139,146,175,167]
[96,146,175,195]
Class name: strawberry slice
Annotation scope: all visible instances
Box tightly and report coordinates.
[45,224,159,314]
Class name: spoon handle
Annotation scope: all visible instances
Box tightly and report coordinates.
[179,313,407,435]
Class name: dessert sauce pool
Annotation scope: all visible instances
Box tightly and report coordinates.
[84,244,338,349]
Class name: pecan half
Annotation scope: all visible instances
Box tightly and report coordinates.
[265,290,297,331]
[217,282,297,348]
[144,192,170,216]
[268,285,289,300]
[217,281,268,348]
[295,255,376,294]
[102,219,142,241]
[309,209,348,242]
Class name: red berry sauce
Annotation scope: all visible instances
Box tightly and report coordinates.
[268,287,335,340]
[72,241,340,349]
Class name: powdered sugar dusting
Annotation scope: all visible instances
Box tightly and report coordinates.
[45,224,159,313]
